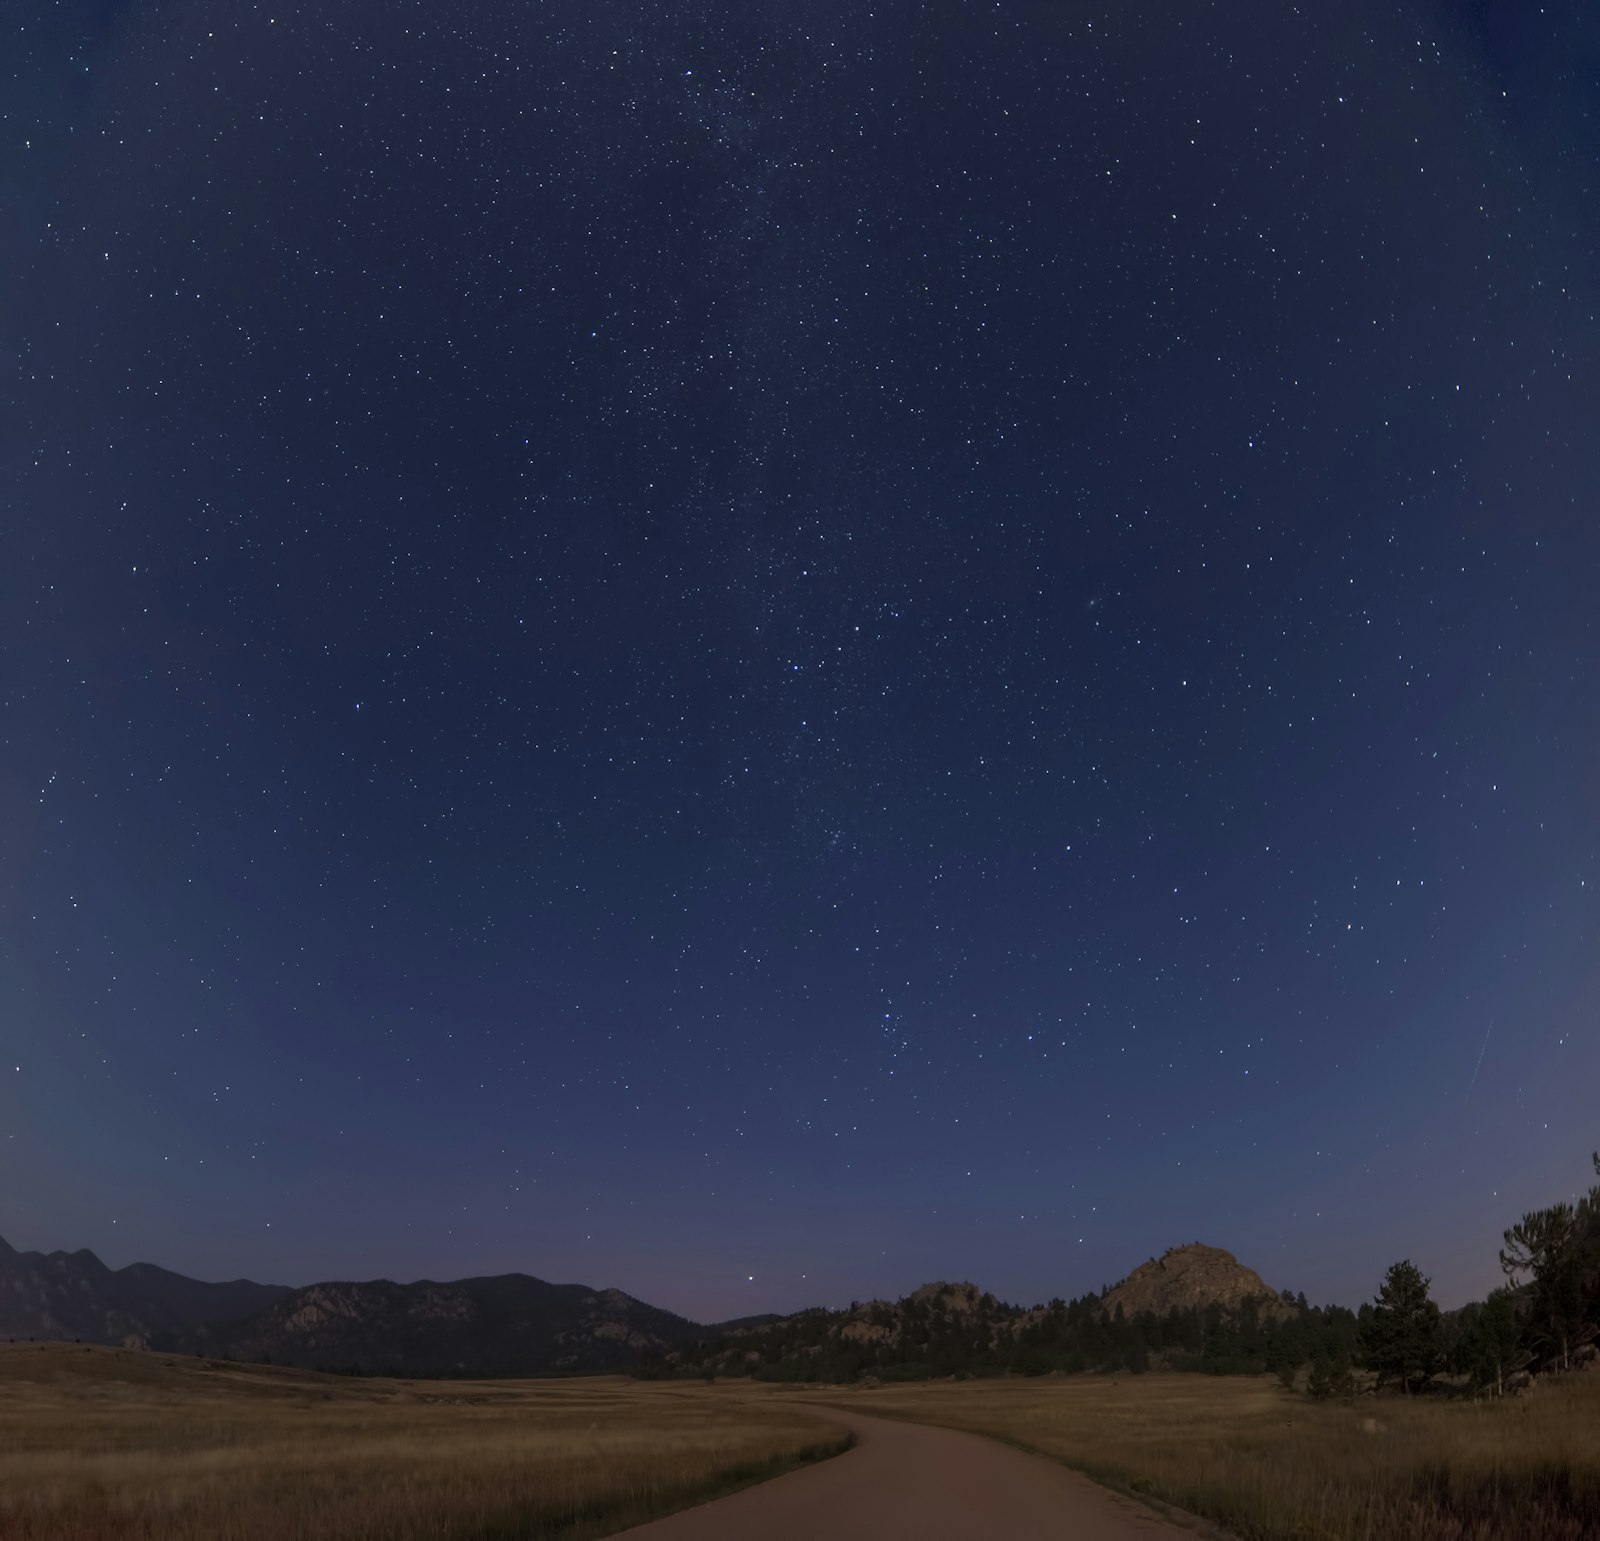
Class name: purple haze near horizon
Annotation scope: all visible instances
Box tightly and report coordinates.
[3,0,1596,1324]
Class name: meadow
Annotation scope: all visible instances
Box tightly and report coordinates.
[0,1343,846,1541]
[812,1369,1600,1541]
[7,1342,1600,1540]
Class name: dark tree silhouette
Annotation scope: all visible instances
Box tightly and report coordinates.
[1462,1288,1527,1398]
[1500,1201,1597,1372]
[1361,1259,1441,1394]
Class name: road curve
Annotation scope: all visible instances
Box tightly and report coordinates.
[611,1405,1202,1539]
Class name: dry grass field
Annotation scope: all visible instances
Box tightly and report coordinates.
[811,1370,1600,1541]
[0,1343,847,1541]
[9,1343,1599,1541]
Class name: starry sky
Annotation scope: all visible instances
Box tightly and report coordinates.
[3,0,1596,1323]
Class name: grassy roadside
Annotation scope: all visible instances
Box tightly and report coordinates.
[458,1431,852,1541]
[794,1370,1600,1541]
[0,1344,850,1541]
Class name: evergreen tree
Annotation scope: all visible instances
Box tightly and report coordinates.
[1361,1259,1442,1394]
[1265,1316,1308,1386]
[1464,1287,1526,1397]
[1500,1201,1597,1371]
[1306,1355,1353,1399]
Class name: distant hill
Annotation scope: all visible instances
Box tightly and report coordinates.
[0,1236,289,1346]
[1102,1243,1293,1321]
[169,1275,702,1375]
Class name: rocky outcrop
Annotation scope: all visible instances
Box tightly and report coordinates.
[908,1281,992,1313]
[836,1281,1007,1347]
[1102,1243,1291,1320]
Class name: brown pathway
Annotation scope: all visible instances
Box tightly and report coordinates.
[611,1405,1203,1539]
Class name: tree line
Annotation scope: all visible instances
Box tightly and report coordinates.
[1360,1149,1599,1398]
[636,1279,1361,1385]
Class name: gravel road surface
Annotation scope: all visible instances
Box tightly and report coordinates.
[612,1405,1203,1539]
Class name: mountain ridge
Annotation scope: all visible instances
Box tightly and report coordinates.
[0,1236,703,1373]
[1,1233,1318,1378]
[172,1272,702,1374]
[0,1234,290,1347]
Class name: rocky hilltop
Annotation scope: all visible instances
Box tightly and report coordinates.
[1102,1243,1292,1320]
[836,1281,1001,1346]
[909,1280,988,1311]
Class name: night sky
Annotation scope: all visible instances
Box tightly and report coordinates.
[4,1,1596,1323]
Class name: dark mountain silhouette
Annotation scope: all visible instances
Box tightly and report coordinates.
[0,1234,700,1374]
[0,1235,289,1346]
[168,1275,701,1374]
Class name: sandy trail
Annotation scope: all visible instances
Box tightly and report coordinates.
[612,1404,1202,1539]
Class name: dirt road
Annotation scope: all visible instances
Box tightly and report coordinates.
[612,1405,1202,1539]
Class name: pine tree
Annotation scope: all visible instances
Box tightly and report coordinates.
[1306,1355,1353,1399]
[1500,1202,1597,1371]
[1361,1259,1442,1394]
[1465,1288,1526,1397]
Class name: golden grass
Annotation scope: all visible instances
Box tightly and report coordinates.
[806,1370,1600,1540]
[0,1343,847,1541]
